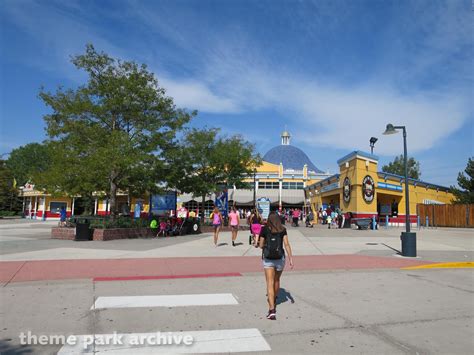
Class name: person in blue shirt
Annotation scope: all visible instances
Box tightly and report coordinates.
[59,207,67,227]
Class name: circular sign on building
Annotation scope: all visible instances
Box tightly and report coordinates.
[362,175,375,203]
[343,177,351,203]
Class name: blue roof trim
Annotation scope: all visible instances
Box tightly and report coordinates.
[337,151,379,165]
[377,172,450,191]
[305,174,340,190]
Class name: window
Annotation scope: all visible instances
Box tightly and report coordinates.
[50,202,67,214]
[282,182,305,190]
[258,182,279,189]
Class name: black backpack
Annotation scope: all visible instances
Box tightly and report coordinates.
[263,230,285,260]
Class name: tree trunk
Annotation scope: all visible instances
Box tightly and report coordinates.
[109,171,119,219]
[201,195,205,220]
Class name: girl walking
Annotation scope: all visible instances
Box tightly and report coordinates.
[259,212,293,320]
[249,209,262,247]
[228,206,240,247]
[211,206,224,246]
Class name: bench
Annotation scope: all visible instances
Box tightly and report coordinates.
[352,218,372,230]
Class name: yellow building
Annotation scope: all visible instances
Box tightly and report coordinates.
[305,151,454,225]
[20,137,454,222]
[180,131,330,214]
[19,184,150,220]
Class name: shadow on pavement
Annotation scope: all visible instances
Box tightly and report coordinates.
[0,339,34,354]
[276,287,295,305]
[382,243,401,254]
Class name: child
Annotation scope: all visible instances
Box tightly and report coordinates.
[157,219,167,237]
[150,218,158,237]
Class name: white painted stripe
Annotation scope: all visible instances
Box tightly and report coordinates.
[92,293,238,310]
[58,328,271,354]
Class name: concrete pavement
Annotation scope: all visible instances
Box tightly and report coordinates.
[0,220,472,261]
[0,219,473,354]
[1,269,473,354]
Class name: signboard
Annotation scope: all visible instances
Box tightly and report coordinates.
[380,204,391,215]
[215,185,228,218]
[362,175,375,203]
[377,182,402,191]
[256,197,271,220]
[343,177,351,203]
[23,183,35,192]
[150,192,177,216]
[177,207,188,218]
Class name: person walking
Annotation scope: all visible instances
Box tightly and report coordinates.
[292,209,300,227]
[210,206,224,247]
[259,211,293,320]
[229,206,240,247]
[59,206,67,227]
[249,209,262,247]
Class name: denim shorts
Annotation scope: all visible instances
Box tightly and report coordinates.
[262,257,285,271]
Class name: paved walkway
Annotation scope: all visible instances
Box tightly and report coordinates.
[0,254,435,284]
[1,223,472,261]
[1,220,473,354]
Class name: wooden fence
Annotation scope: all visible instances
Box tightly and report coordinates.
[417,204,473,228]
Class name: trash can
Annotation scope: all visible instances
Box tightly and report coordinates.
[401,232,417,257]
[183,218,200,234]
[75,219,92,241]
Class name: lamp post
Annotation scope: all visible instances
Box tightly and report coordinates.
[253,168,257,209]
[383,124,416,257]
[369,137,378,154]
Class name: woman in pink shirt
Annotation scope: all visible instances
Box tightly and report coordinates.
[211,206,224,247]
[229,206,240,247]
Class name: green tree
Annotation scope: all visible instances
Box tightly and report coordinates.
[450,157,474,204]
[170,128,261,218]
[382,155,421,179]
[39,44,194,217]
[0,160,22,214]
[6,143,52,187]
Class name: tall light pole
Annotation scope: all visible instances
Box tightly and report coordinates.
[383,124,416,257]
[369,137,378,154]
[253,168,257,209]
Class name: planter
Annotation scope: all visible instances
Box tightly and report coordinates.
[92,228,154,241]
[51,227,75,240]
[52,227,154,241]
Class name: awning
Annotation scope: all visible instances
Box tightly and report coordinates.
[229,189,254,204]
[178,193,216,203]
[256,189,279,204]
[281,190,305,204]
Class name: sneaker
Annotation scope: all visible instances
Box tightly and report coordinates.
[266,309,276,320]
[232,241,235,247]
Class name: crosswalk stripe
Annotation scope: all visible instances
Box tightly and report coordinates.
[58,328,271,354]
[92,293,238,310]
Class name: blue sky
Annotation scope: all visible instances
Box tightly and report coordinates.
[0,0,472,186]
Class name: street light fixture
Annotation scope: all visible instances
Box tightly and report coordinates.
[383,123,417,257]
[369,137,378,154]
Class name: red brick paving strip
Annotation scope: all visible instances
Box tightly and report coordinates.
[0,255,434,283]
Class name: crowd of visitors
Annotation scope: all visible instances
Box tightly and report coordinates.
[317,206,349,229]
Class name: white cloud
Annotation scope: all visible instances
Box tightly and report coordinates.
[156,66,470,156]
[159,78,240,114]
[291,85,469,155]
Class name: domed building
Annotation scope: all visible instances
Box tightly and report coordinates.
[263,131,324,174]
[225,130,329,210]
